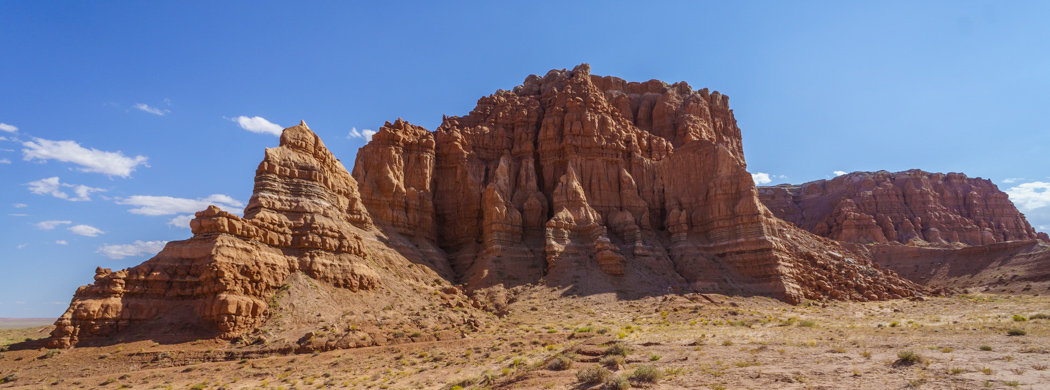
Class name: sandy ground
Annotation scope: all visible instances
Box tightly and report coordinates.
[1,289,1048,389]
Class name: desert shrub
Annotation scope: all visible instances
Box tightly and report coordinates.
[894,351,924,366]
[1007,329,1027,336]
[980,345,993,351]
[604,343,632,357]
[577,366,613,384]
[629,364,662,383]
[799,320,816,328]
[1012,315,1027,322]
[603,375,631,390]
[600,355,625,369]
[547,355,573,371]
[1029,313,1049,320]
[575,326,594,333]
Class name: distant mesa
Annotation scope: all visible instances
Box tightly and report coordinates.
[759,170,1050,289]
[50,64,927,349]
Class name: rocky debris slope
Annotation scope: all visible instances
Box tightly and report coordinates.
[50,123,483,349]
[758,170,1044,246]
[353,64,922,304]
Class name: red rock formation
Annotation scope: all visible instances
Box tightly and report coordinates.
[758,170,1042,246]
[353,64,922,303]
[50,122,470,348]
[52,67,929,349]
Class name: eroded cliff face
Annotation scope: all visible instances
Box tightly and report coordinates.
[354,64,921,304]
[50,123,475,349]
[52,66,928,349]
[758,170,1042,246]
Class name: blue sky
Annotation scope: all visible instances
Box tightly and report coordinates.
[2,1,1048,317]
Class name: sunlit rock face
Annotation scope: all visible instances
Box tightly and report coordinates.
[354,64,923,304]
[758,170,1042,246]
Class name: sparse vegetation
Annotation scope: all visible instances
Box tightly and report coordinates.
[893,351,924,367]
[629,364,662,383]
[547,355,573,371]
[1007,328,1026,336]
[577,366,613,384]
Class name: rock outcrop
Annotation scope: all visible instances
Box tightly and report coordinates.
[353,64,922,303]
[759,170,1043,246]
[50,122,474,348]
[52,66,929,348]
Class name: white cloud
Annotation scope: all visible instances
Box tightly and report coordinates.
[1005,182,1050,212]
[1002,178,1023,184]
[13,203,27,208]
[35,220,71,230]
[0,123,17,133]
[17,244,26,249]
[26,177,105,201]
[55,240,67,245]
[348,127,377,142]
[117,194,243,216]
[233,116,283,136]
[0,158,9,164]
[833,171,848,176]
[97,240,168,260]
[9,214,27,217]
[22,137,148,177]
[134,103,170,116]
[68,224,104,237]
[751,172,772,185]
[167,214,194,228]
[0,136,6,141]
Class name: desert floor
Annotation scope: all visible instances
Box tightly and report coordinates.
[2,289,1048,390]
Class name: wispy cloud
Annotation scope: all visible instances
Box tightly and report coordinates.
[97,240,168,259]
[13,203,27,208]
[751,172,772,185]
[0,158,9,164]
[116,194,243,216]
[1002,178,1023,184]
[348,127,377,142]
[68,224,104,237]
[55,240,67,245]
[26,177,105,201]
[233,116,283,136]
[167,214,195,229]
[1005,182,1050,211]
[22,137,148,177]
[833,171,848,176]
[35,220,71,230]
[0,123,17,133]
[134,103,170,116]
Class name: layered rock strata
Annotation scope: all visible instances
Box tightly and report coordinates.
[353,64,921,303]
[758,170,1043,246]
[49,123,462,348]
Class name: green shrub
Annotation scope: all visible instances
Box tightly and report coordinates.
[894,351,924,366]
[604,375,631,390]
[577,366,613,384]
[799,320,816,328]
[629,364,662,383]
[600,355,625,369]
[980,345,993,351]
[1012,315,1027,322]
[1029,313,1049,320]
[547,355,573,371]
[1007,329,1027,336]
[604,343,632,357]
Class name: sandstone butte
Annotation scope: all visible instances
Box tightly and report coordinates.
[50,64,924,349]
[758,171,1050,287]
